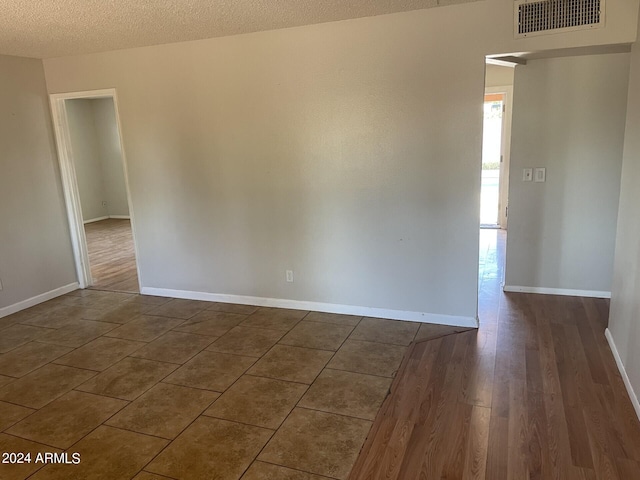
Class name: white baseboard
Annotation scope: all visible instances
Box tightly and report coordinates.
[0,282,79,318]
[109,215,130,220]
[605,328,640,421]
[83,216,109,224]
[503,285,611,299]
[140,287,478,328]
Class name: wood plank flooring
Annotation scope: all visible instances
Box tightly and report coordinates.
[350,230,640,480]
[84,219,139,293]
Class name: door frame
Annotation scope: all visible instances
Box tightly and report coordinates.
[484,85,513,229]
[49,88,142,290]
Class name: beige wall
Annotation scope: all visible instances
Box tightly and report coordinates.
[67,99,108,221]
[485,64,515,87]
[609,14,640,415]
[0,55,77,312]
[505,54,630,294]
[93,98,129,217]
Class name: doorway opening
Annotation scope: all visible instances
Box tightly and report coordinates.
[50,89,141,293]
[481,86,513,229]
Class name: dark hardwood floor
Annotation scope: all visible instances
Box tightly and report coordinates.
[84,219,139,293]
[350,229,640,480]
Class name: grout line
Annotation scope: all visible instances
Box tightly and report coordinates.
[294,403,377,423]
[195,413,278,432]
[1,430,77,451]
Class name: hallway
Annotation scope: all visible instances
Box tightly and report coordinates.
[350,229,640,479]
[85,219,139,293]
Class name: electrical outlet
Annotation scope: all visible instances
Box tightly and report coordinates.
[523,168,533,182]
[286,270,294,283]
[0,277,3,291]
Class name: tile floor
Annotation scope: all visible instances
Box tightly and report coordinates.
[0,290,443,479]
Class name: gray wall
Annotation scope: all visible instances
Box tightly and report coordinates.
[609,14,640,414]
[66,98,129,222]
[505,54,630,294]
[0,55,77,310]
[67,99,108,221]
[44,8,492,322]
[93,98,129,217]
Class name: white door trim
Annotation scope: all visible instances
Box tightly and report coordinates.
[49,88,142,291]
[484,85,513,229]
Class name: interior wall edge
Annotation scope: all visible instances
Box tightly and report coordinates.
[0,282,79,319]
[605,328,640,421]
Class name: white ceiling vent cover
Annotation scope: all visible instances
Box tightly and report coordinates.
[515,0,605,38]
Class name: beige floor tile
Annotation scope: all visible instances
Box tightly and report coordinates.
[0,364,96,409]
[163,351,255,392]
[7,391,127,449]
[327,340,407,377]
[105,315,184,342]
[63,289,95,297]
[240,307,307,331]
[77,357,178,400]
[298,369,391,420]
[206,302,259,315]
[146,417,272,480]
[0,342,73,377]
[29,425,168,480]
[46,304,108,322]
[174,311,247,337]
[57,297,118,312]
[36,320,118,348]
[247,345,332,384]
[147,298,209,319]
[53,337,145,371]
[0,316,18,331]
[131,331,215,364]
[241,462,332,480]
[106,383,219,439]
[414,323,475,342]
[349,317,419,346]
[207,326,284,357]
[1,306,40,324]
[18,305,93,329]
[19,298,67,314]
[58,291,132,310]
[258,408,372,480]
[0,324,50,353]
[132,472,175,480]
[128,294,173,306]
[279,321,353,351]
[0,401,34,431]
[204,375,307,429]
[0,375,13,388]
[96,299,157,324]
[0,434,61,480]
[304,312,362,327]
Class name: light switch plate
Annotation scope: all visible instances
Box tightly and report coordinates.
[534,167,546,182]
[523,168,533,182]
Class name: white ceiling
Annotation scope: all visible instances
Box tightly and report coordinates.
[0,0,474,59]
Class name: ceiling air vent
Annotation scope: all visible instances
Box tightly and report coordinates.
[515,0,605,38]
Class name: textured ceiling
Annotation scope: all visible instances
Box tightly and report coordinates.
[0,0,476,59]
